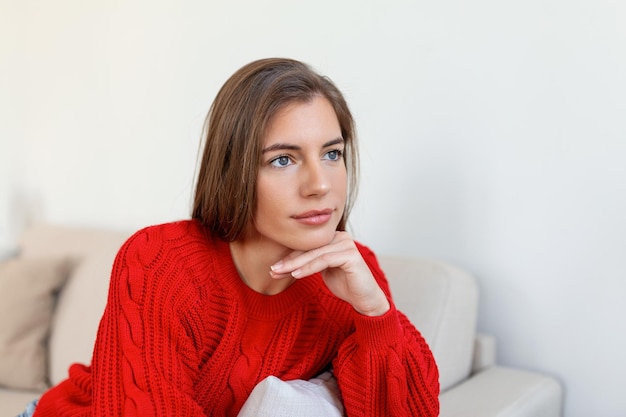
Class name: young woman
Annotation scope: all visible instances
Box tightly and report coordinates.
[26,58,439,416]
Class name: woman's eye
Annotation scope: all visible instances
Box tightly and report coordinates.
[270,155,292,167]
[324,149,343,161]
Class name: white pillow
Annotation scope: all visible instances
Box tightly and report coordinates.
[238,372,344,417]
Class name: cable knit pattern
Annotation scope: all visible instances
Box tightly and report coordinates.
[33,220,439,417]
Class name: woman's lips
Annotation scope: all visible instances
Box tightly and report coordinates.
[292,209,334,226]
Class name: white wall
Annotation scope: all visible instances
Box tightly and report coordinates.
[2,1,625,415]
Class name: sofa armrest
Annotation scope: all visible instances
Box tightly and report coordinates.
[472,333,496,374]
[440,366,562,417]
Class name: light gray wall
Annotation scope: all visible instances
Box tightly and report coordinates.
[2,1,625,415]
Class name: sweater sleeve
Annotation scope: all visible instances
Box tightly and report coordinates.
[332,245,440,417]
[89,228,207,417]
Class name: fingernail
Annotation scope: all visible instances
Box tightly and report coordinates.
[270,261,283,272]
[291,269,302,278]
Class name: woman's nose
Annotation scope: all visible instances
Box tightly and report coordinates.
[300,161,330,197]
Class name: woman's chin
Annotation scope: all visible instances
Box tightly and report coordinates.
[290,232,337,252]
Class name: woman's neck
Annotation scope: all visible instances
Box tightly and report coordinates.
[229,237,295,295]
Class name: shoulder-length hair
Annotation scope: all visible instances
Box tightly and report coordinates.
[192,58,359,242]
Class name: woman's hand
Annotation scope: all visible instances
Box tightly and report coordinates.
[269,232,390,316]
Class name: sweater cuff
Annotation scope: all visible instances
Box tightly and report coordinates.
[352,301,403,350]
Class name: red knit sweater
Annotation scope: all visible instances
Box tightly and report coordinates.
[34,220,439,417]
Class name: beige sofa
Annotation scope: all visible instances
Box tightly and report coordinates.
[0,223,563,416]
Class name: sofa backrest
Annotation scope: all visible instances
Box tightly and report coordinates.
[378,255,478,392]
[18,224,479,392]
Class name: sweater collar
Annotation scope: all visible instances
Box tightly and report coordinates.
[212,236,322,319]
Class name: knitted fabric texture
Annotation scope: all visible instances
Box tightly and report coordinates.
[33,220,439,417]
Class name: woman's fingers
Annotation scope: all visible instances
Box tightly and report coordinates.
[269,232,354,278]
[268,231,390,316]
[269,250,305,279]
[290,248,354,279]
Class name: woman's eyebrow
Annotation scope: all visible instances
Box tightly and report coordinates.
[262,143,301,154]
[324,137,345,148]
[261,137,344,154]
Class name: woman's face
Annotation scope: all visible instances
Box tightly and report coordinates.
[251,95,347,252]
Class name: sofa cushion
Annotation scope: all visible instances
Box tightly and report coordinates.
[378,256,478,392]
[17,223,130,385]
[0,387,42,417]
[0,257,71,390]
[439,366,563,417]
[48,242,125,385]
